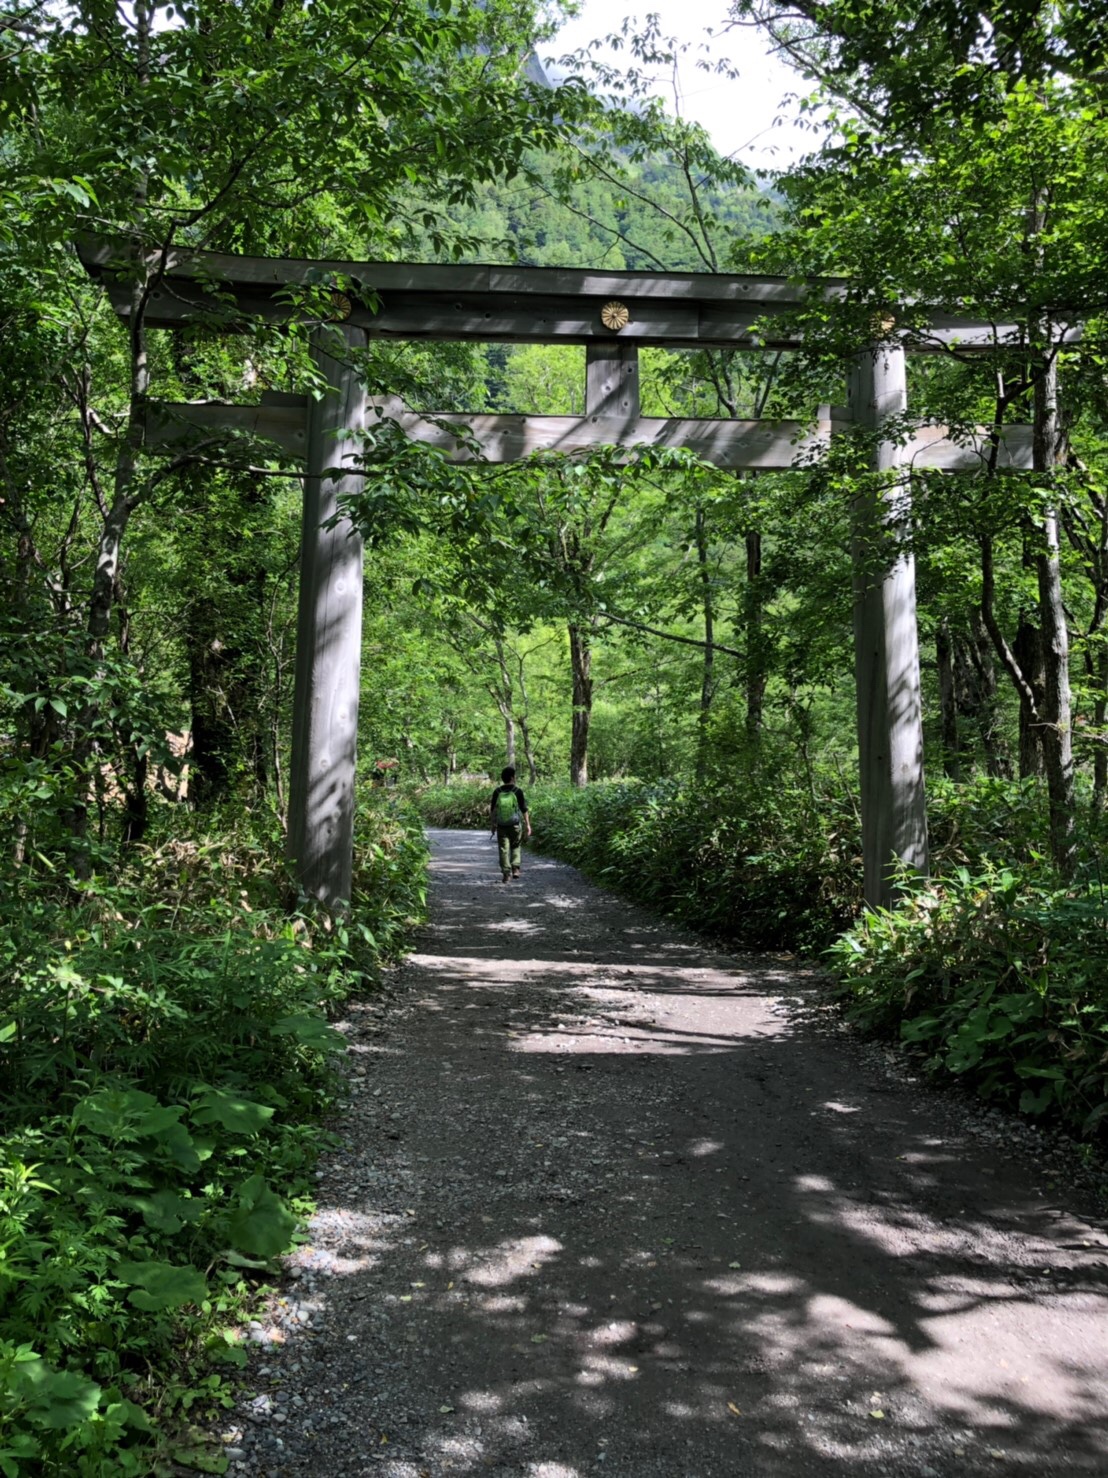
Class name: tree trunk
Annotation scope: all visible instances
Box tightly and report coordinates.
[1093,646,1107,816]
[1033,348,1075,874]
[1014,606,1045,778]
[695,506,715,780]
[981,529,1054,797]
[123,748,149,845]
[187,619,235,807]
[516,653,538,783]
[68,410,144,871]
[503,712,516,768]
[966,610,1011,778]
[519,715,538,785]
[744,529,765,741]
[184,474,270,807]
[936,617,961,780]
[568,621,592,787]
[492,636,516,768]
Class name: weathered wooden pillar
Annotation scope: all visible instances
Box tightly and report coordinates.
[585,343,639,418]
[848,342,929,909]
[286,326,366,907]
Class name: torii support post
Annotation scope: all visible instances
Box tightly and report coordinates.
[286,326,367,908]
[585,342,639,418]
[849,343,930,910]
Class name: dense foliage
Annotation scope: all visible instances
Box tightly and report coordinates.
[0,795,425,1474]
[830,862,1108,1138]
[5,0,1108,1465]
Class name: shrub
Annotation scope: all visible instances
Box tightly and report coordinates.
[828,863,1108,1139]
[412,781,493,829]
[526,775,862,954]
[0,794,426,1474]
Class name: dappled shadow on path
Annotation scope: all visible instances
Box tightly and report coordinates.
[263,830,1108,1478]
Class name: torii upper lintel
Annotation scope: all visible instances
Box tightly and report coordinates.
[76,237,1060,353]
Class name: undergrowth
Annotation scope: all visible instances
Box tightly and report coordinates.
[0,794,426,1476]
[829,859,1108,1140]
[416,783,492,831]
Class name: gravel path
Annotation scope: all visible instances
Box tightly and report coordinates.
[224,829,1108,1477]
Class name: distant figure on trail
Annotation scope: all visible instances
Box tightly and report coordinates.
[489,766,531,882]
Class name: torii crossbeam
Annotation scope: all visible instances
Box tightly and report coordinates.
[79,240,1034,910]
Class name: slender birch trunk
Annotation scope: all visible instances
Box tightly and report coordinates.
[937,617,961,780]
[694,506,715,780]
[1032,345,1075,874]
[67,0,154,870]
[1093,646,1107,816]
[744,529,765,741]
[568,621,592,787]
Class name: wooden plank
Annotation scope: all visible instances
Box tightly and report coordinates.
[365,403,1034,471]
[366,403,832,467]
[79,237,1083,350]
[78,238,831,305]
[848,344,930,909]
[915,320,1083,351]
[905,422,1033,469]
[77,237,495,294]
[95,278,289,328]
[147,397,1034,473]
[585,344,639,418]
[487,264,838,303]
[92,266,1078,355]
[285,328,366,909]
[360,292,703,344]
[146,399,308,453]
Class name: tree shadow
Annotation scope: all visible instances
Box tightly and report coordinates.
[255,830,1108,1477]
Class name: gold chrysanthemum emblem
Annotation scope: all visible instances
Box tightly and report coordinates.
[329,291,353,322]
[600,300,631,331]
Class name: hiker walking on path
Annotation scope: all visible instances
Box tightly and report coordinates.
[489,765,531,881]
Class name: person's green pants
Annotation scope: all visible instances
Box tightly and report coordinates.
[497,824,523,874]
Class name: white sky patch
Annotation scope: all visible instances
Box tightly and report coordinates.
[546,0,830,167]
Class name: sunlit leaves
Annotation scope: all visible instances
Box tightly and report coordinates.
[226,1174,298,1259]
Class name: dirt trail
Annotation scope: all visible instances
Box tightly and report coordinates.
[230,830,1108,1478]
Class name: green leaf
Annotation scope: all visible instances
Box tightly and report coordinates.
[1019,1085,1054,1115]
[228,1176,298,1259]
[13,1362,102,1430]
[221,1249,270,1270]
[74,1086,161,1137]
[103,1398,153,1433]
[192,1086,276,1135]
[133,1189,205,1234]
[170,1447,229,1475]
[1,1437,40,1478]
[116,1260,208,1311]
[270,1013,345,1051]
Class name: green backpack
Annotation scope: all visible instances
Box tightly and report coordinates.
[494,788,521,827]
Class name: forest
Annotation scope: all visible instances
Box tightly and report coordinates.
[2,0,1107,1470]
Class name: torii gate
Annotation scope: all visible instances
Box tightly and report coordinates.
[79,242,1034,911]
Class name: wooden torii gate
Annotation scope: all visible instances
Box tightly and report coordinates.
[79,242,1034,910]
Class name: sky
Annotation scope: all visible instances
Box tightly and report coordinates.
[544,0,829,167]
